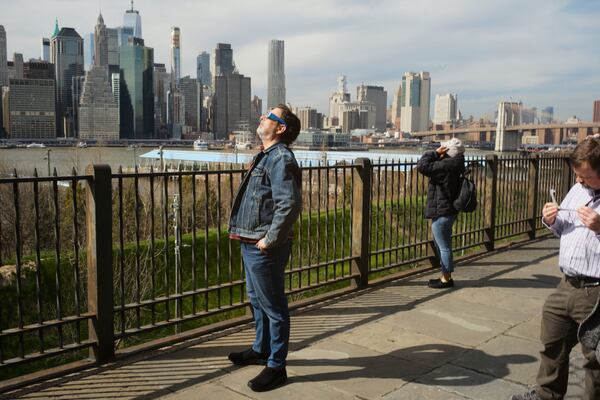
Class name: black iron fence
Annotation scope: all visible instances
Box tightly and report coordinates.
[0,153,572,378]
[0,169,94,369]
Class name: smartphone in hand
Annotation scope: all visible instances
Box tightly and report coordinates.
[550,189,558,206]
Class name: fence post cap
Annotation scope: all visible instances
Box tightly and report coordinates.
[85,164,112,175]
[354,157,372,167]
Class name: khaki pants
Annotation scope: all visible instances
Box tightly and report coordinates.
[536,277,600,400]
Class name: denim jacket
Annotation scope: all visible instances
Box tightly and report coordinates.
[228,142,302,248]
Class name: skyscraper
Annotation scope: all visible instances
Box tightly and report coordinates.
[52,18,59,38]
[329,75,350,122]
[171,27,181,87]
[400,71,431,133]
[212,73,251,138]
[212,43,234,78]
[170,88,185,128]
[433,93,458,125]
[166,28,182,137]
[196,51,211,86]
[390,84,401,130]
[111,72,120,109]
[119,37,154,139]
[251,95,262,128]
[340,101,375,133]
[210,43,251,138]
[356,84,387,131]
[94,13,109,67]
[123,0,142,39]
[0,26,7,87]
[267,39,285,109]
[180,76,202,132]
[111,72,121,136]
[51,27,84,137]
[77,14,119,141]
[153,63,169,136]
[1,87,7,135]
[540,106,554,124]
[24,60,55,80]
[0,88,5,136]
[7,78,56,139]
[11,53,24,80]
[1,26,9,135]
[106,28,119,74]
[521,106,538,124]
[78,66,119,141]
[118,26,134,47]
[71,75,85,137]
[295,107,319,130]
[594,101,600,123]
[41,38,50,62]
[84,33,94,69]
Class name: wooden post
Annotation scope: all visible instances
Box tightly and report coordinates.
[527,154,540,240]
[351,158,371,289]
[561,157,572,198]
[484,155,498,251]
[85,164,114,362]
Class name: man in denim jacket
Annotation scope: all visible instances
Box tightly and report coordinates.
[227,104,301,392]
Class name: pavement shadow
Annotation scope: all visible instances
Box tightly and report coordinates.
[467,246,558,266]
[287,343,536,386]
[474,274,560,289]
[300,272,560,319]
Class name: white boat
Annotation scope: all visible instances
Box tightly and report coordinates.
[26,143,46,148]
[232,130,254,151]
[235,141,252,150]
[193,139,208,150]
[77,141,88,148]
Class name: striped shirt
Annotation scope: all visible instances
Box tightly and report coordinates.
[545,183,600,278]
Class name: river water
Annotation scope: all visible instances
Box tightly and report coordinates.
[0,146,157,176]
[0,146,495,177]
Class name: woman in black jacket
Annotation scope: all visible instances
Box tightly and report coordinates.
[417,138,465,288]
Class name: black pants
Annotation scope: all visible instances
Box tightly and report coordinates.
[536,277,600,400]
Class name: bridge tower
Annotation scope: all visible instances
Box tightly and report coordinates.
[495,101,523,151]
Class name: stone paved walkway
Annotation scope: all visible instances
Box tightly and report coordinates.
[4,238,588,400]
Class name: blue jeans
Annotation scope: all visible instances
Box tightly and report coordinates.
[241,242,291,369]
[431,214,457,274]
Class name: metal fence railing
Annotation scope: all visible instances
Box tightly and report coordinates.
[0,152,572,380]
[365,154,570,275]
[0,169,94,369]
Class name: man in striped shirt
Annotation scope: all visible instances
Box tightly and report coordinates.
[512,135,600,400]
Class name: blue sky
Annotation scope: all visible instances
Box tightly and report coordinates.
[2,0,599,121]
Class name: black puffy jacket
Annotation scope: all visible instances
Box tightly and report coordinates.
[417,150,466,219]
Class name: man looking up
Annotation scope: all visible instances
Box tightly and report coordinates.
[227,104,302,392]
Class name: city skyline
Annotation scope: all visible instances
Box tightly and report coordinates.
[2,0,600,121]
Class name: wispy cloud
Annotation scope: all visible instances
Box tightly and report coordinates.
[1,0,599,120]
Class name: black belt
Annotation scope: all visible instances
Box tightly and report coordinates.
[565,275,600,288]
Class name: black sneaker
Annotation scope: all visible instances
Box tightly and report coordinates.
[228,348,269,366]
[248,366,287,392]
[510,389,542,400]
[428,278,454,289]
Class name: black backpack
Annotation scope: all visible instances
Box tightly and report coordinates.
[453,169,477,212]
